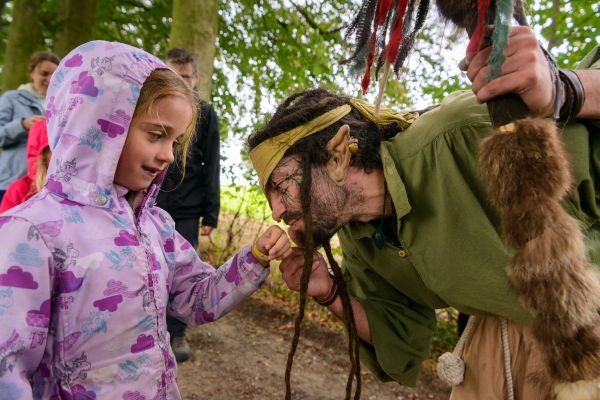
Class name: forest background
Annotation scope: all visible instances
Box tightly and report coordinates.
[0,0,598,182]
[0,1,598,394]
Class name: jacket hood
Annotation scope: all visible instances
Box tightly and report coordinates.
[45,40,167,209]
[26,120,49,180]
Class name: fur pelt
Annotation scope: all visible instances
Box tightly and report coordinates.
[435,0,528,31]
[435,0,478,29]
[479,118,600,383]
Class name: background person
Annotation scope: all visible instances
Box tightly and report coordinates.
[0,51,59,202]
[156,47,221,362]
[0,119,50,212]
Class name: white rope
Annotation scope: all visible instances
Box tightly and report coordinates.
[500,318,515,400]
[436,315,477,385]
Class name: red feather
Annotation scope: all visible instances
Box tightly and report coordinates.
[362,0,391,94]
[361,32,377,94]
[466,0,491,57]
[384,0,409,65]
[377,0,393,25]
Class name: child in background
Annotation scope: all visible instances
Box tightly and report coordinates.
[0,41,291,399]
[0,120,50,212]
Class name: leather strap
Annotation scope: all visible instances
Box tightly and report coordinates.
[558,69,585,122]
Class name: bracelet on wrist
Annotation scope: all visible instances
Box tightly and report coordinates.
[314,277,339,307]
[251,242,270,267]
[558,69,585,122]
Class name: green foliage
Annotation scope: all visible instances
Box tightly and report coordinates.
[214,0,356,142]
[430,309,459,359]
[220,184,272,220]
[530,0,600,68]
[0,0,597,171]
[95,0,173,56]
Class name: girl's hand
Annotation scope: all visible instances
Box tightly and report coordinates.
[278,248,334,301]
[255,225,292,261]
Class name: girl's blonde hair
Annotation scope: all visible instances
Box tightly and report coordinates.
[34,147,52,192]
[131,69,198,171]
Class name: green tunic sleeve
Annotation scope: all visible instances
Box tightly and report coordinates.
[340,244,436,386]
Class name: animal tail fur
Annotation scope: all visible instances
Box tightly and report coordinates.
[553,379,600,400]
[479,117,600,383]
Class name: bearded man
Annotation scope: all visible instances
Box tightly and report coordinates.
[248,27,600,400]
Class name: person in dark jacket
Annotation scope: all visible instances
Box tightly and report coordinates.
[0,51,59,202]
[156,47,221,362]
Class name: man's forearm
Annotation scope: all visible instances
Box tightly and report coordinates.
[327,295,372,344]
[575,69,600,119]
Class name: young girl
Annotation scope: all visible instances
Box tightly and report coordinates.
[0,41,290,399]
[0,120,50,212]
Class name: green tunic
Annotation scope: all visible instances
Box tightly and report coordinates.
[338,47,600,385]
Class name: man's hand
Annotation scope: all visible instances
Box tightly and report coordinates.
[460,26,555,117]
[200,225,213,236]
[279,248,333,301]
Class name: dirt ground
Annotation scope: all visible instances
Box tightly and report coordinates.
[176,293,451,400]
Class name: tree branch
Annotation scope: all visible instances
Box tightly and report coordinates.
[289,0,343,36]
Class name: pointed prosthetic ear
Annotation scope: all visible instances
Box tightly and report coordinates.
[325,124,352,186]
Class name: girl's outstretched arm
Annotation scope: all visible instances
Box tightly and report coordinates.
[0,216,53,399]
[166,229,270,326]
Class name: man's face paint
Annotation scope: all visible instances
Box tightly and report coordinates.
[267,156,349,246]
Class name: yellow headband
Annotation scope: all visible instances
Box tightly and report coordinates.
[249,99,419,192]
[350,98,418,130]
[249,104,351,191]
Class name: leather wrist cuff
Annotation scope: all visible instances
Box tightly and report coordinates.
[558,69,585,122]
[314,275,339,307]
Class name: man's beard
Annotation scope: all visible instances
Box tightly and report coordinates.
[311,214,341,246]
[292,169,351,248]
[292,208,342,248]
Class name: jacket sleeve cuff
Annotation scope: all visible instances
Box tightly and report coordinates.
[237,244,270,289]
[3,118,27,141]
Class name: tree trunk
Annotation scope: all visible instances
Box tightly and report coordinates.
[54,0,98,57]
[170,0,218,101]
[2,0,42,92]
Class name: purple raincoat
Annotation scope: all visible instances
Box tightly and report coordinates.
[0,41,269,399]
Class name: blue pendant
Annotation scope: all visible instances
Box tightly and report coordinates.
[372,230,386,249]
